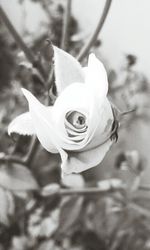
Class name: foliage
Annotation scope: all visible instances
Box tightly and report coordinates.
[0,0,150,250]
[0,21,15,90]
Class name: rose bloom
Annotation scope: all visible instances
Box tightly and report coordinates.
[8,46,118,174]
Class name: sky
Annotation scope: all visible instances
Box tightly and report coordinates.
[1,0,150,77]
[72,0,150,76]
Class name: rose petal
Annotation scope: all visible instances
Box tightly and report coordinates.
[62,173,85,188]
[21,88,59,154]
[52,53,112,152]
[61,139,113,174]
[82,55,113,148]
[52,82,91,149]
[85,54,108,108]
[54,46,84,95]
[52,83,113,153]
[8,112,35,136]
[84,98,114,150]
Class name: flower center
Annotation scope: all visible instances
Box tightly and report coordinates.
[66,111,86,129]
[65,111,87,142]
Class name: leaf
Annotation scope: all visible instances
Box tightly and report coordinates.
[39,216,58,237]
[6,190,15,215]
[0,187,9,225]
[59,196,84,233]
[28,209,59,239]
[38,240,55,250]
[11,236,28,250]
[0,187,14,225]
[13,190,28,199]
[62,174,85,188]
[41,183,60,197]
[54,46,84,94]
[97,179,125,191]
[0,165,39,191]
[8,112,35,136]
[82,230,107,250]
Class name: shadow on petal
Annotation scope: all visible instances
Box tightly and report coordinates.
[61,139,113,174]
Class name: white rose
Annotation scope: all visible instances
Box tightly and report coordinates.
[8,46,118,174]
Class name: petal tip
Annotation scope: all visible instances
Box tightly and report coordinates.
[21,88,30,98]
[88,53,103,67]
[53,45,58,53]
[7,126,11,136]
[89,53,96,59]
[21,88,35,104]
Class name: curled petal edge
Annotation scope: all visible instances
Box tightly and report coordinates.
[61,138,113,174]
[21,88,59,154]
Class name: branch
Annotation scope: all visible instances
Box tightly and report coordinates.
[128,202,150,218]
[61,0,72,50]
[139,185,150,191]
[0,153,27,166]
[59,186,124,196]
[0,5,47,80]
[59,187,150,219]
[41,0,52,21]
[0,137,39,166]
[24,136,39,166]
[77,0,113,62]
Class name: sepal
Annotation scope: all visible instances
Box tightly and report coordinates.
[8,112,35,136]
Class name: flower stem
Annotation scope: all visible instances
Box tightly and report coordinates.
[59,186,124,196]
[77,0,113,62]
[61,0,72,50]
[139,185,150,191]
[24,136,39,166]
[0,153,27,166]
[0,5,47,80]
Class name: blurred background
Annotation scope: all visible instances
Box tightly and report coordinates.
[0,0,150,250]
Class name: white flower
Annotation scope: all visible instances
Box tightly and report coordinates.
[8,46,118,174]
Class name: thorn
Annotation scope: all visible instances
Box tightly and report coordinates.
[121,108,136,116]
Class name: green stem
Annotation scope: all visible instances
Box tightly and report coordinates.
[59,186,124,196]
[0,5,47,80]
[0,153,27,166]
[24,137,39,166]
[77,0,113,62]
[61,0,72,50]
